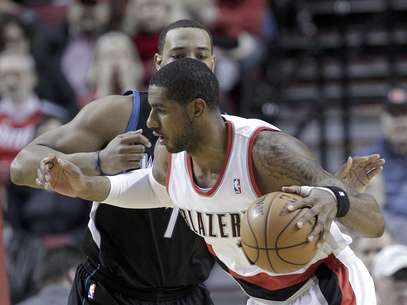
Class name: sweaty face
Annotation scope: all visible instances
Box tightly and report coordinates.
[157,28,214,71]
[147,86,198,153]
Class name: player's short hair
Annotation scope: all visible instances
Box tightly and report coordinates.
[158,19,213,54]
[150,58,219,109]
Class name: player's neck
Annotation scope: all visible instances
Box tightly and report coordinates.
[189,114,227,175]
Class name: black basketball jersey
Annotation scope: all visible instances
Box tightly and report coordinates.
[82,90,214,297]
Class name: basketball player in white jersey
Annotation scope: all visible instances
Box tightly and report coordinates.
[38,59,384,305]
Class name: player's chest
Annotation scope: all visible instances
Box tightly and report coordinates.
[171,173,258,239]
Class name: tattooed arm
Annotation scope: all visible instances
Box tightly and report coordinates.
[252,130,384,239]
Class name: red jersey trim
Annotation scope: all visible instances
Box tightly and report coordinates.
[247,127,278,197]
[327,257,357,305]
[207,244,324,290]
[207,244,352,295]
[165,153,172,193]
[186,120,234,197]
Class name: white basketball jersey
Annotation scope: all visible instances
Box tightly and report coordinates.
[167,115,357,302]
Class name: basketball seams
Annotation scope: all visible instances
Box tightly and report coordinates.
[265,192,280,273]
[241,240,309,251]
[241,192,318,274]
[275,208,314,266]
[245,208,260,264]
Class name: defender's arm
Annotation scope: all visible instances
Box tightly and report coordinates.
[37,143,171,208]
[11,95,137,188]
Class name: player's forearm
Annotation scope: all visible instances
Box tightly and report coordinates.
[65,152,100,176]
[317,177,384,238]
[11,144,64,187]
[103,169,172,209]
[75,168,172,208]
[79,175,111,202]
[338,192,384,238]
[11,144,100,187]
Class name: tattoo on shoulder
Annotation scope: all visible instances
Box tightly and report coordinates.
[253,132,330,185]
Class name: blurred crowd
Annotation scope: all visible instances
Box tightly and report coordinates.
[0,0,273,304]
[352,86,407,305]
[0,0,406,305]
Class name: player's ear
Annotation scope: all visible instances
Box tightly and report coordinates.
[154,53,162,71]
[187,98,206,120]
[210,55,216,72]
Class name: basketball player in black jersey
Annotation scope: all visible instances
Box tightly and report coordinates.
[12,20,216,305]
[11,20,384,305]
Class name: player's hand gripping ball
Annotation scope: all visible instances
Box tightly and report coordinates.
[240,192,319,273]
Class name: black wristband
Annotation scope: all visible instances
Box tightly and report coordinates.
[96,150,108,176]
[323,186,350,218]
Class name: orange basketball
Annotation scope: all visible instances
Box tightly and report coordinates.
[240,192,318,273]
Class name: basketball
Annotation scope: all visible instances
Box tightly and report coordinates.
[240,191,319,274]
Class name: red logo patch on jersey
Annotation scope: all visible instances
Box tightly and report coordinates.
[233,178,242,194]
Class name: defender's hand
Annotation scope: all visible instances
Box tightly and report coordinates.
[281,186,337,243]
[335,154,385,192]
[36,155,87,198]
[99,129,151,175]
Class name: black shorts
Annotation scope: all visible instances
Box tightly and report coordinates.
[67,262,214,305]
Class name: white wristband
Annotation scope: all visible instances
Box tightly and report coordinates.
[299,186,337,202]
[299,186,315,196]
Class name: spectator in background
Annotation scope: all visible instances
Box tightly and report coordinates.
[362,87,407,245]
[170,0,218,27]
[0,13,77,117]
[352,230,394,273]
[0,52,66,183]
[16,244,83,305]
[210,0,267,114]
[0,14,30,54]
[0,52,88,303]
[213,0,265,39]
[61,0,110,107]
[123,0,173,84]
[88,31,143,98]
[373,244,407,305]
[0,1,18,15]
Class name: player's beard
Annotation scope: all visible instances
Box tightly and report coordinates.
[167,118,198,153]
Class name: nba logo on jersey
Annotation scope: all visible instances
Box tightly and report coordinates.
[141,153,153,168]
[88,283,96,300]
[233,178,242,194]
